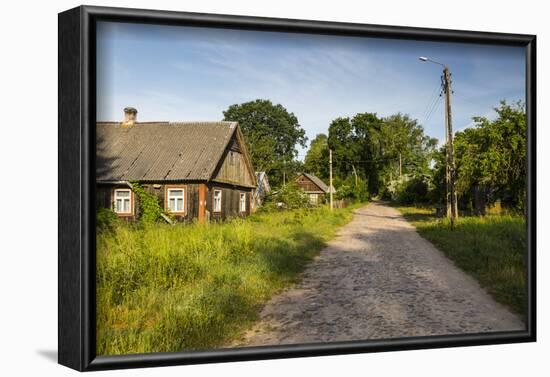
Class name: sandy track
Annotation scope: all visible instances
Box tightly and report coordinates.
[233,201,524,347]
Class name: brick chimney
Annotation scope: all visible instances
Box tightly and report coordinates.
[121,107,138,128]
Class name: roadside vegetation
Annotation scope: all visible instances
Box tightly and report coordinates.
[96,203,361,355]
[396,205,526,316]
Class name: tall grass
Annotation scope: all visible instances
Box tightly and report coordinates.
[397,206,526,316]
[96,205,360,355]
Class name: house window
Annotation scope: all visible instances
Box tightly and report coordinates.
[239,193,246,212]
[167,188,185,213]
[114,189,132,214]
[213,189,222,212]
[309,193,318,205]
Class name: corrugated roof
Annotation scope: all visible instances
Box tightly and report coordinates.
[300,173,335,193]
[96,121,238,182]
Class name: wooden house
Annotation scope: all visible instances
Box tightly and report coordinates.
[96,107,256,222]
[295,173,335,205]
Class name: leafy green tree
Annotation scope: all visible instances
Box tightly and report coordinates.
[382,114,438,179]
[327,117,359,179]
[326,112,435,196]
[454,101,526,212]
[223,99,307,186]
[304,134,329,180]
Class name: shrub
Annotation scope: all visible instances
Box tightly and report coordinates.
[389,175,430,204]
[96,207,119,232]
[262,183,310,210]
[335,176,369,202]
[130,182,165,224]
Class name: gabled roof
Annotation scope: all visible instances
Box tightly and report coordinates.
[298,173,335,193]
[255,171,271,192]
[96,121,251,182]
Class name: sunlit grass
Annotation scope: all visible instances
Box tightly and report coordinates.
[396,206,526,317]
[96,204,362,355]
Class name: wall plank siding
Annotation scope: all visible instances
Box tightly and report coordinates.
[213,135,255,187]
[296,175,324,193]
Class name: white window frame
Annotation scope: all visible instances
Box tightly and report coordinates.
[113,188,133,215]
[239,192,247,212]
[309,193,318,205]
[166,187,186,214]
[213,189,222,213]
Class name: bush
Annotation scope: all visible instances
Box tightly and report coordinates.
[335,176,370,202]
[130,182,165,224]
[262,183,310,210]
[96,207,119,232]
[389,175,430,204]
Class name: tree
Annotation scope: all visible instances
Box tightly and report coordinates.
[382,114,438,179]
[350,112,385,194]
[304,134,329,180]
[453,101,526,212]
[223,99,307,186]
[327,117,359,179]
[326,112,436,196]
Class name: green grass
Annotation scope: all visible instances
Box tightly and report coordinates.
[396,205,527,316]
[96,204,362,355]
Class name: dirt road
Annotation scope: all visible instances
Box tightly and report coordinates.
[234,201,524,347]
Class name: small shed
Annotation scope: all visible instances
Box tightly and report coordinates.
[295,173,335,205]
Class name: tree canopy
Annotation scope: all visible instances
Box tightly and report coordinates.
[327,112,436,195]
[223,98,526,213]
[303,134,329,180]
[453,101,526,210]
[223,99,307,186]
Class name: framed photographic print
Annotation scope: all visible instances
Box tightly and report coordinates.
[58,5,536,371]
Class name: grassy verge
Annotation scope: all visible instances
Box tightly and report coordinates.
[396,205,526,317]
[96,204,362,355]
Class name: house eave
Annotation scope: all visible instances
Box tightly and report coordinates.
[210,178,256,189]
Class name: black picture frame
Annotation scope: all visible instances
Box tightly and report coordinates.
[58,5,537,372]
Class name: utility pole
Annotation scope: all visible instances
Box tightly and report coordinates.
[443,66,458,226]
[329,149,334,210]
[351,164,358,187]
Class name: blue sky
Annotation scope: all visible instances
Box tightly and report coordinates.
[97,21,525,157]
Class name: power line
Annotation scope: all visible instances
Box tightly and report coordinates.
[424,95,443,125]
[421,80,443,121]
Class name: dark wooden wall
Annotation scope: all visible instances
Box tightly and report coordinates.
[97,182,252,222]
[206,183,252,220]
[212,135,255,187]
[296,174,323,193]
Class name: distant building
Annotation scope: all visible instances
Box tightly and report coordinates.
[252,172,271,211]
[96,107,257,222]
[295,173,335,205]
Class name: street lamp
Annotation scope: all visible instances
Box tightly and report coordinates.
[419,56,446,67]
[419,56,458,226]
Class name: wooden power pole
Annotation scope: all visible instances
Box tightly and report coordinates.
[329,149,334,210]
[351,164,358,187]
[443,66,458,226]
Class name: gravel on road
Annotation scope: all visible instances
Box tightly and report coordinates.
[233,201,524,347]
